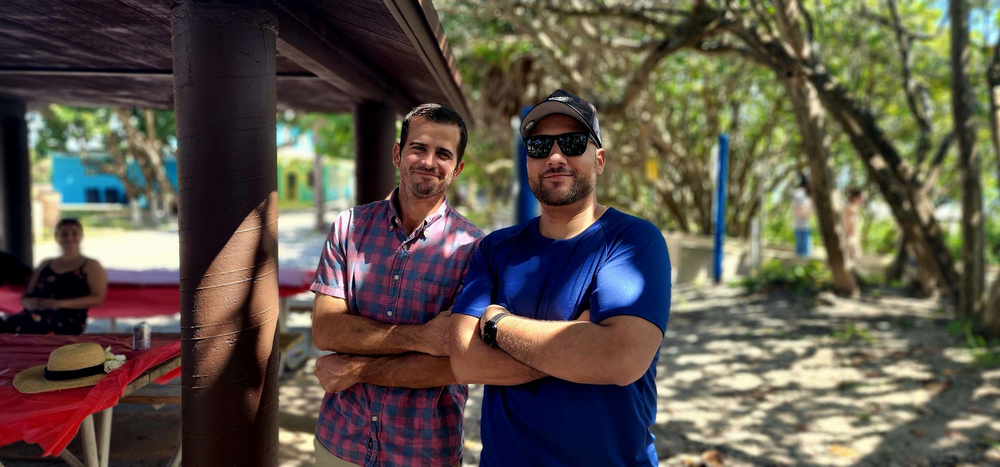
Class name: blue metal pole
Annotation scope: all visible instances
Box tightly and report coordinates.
[515,105,537,224]
[713,134,730,284]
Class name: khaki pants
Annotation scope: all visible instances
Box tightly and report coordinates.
[315,438,361,467]
[313,438,461,467]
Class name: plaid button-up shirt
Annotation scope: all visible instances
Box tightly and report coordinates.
[311,191,483,467]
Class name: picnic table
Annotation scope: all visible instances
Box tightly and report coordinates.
[0,268,316,374]
[0,334,181,467]
[0,267,316,320]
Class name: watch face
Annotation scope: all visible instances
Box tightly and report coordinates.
[483,321,498,347]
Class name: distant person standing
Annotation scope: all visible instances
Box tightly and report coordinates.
[792,176,814,258]
[842,188,864,265]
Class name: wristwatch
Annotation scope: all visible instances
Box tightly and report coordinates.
[482,312,509,348]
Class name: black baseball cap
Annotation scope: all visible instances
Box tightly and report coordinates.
[520,89,602,148]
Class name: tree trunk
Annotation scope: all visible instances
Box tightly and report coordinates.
[809,73,958,300]
[886,232,909,282]
[785,79,859,296]
[990,38,1000,189]
[951,0,984,318]
[727,22,961,302]
[985,281,1000,334]
[312,119,326,232]
[118,108,176,220]
[982,37,1000,332]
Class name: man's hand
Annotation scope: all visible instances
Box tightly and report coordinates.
[314,354,369,393]
[418,311,452,356]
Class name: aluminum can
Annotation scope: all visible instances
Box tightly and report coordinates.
[133,322,151,351]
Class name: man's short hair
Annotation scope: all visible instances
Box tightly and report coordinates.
[399,104,468,163]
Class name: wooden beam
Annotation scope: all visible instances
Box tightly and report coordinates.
[0,66,314,78]
[270,0,415,114]
[381,0,473,124]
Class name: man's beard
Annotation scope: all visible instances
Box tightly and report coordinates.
[404,166,447,199]
[529,167,595,207]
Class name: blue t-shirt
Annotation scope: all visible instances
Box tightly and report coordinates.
[452,208,671,467]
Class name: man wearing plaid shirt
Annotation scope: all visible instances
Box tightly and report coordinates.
[310,103,482,467]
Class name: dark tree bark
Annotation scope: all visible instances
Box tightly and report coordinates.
[982,37,1000,332]
[785,79,858,295]
[950,0,984,318]
[720,17,961,301]
[510,0,960,299]
[772,0,858,296]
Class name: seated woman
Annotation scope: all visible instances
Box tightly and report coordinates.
[2,218,108,335]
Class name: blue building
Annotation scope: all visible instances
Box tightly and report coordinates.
[50,149,352,206]
[50,152,178,204]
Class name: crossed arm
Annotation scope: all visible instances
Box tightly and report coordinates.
[450,305,664,387]
[311,293,456,392]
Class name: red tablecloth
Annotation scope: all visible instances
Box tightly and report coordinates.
[0,267,315,318]
[0,334,181,456]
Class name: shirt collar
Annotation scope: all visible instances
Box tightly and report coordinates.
[387,188,451,234]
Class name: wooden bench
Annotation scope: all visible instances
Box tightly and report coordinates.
[120,381,181,406]
[120,332,308,407]
[278,332,309,379]
[116,332,308,467]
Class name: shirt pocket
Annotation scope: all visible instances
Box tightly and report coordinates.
[399,279,454,325]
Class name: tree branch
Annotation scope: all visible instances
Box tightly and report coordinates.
[499,7,585,91]
[920,131,953,188]
[859,7,937,41]
[884,0,934,169]
[526,1,688,29]
[601,4,734,116]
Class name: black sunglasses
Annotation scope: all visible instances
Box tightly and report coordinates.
[524,132,597,159]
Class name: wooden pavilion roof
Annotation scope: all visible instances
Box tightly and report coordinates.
[0,0,471,120]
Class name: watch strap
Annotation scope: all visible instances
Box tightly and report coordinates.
[484,312,509,348]
[488,312,509,326]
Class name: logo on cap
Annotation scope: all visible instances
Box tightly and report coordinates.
[548,96,570,102]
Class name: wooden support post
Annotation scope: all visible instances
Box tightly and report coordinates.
[0,99,32,267]
[172,2,280,465]
[354,101,398,205]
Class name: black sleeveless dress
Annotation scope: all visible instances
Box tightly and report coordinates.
[2,259,92,335]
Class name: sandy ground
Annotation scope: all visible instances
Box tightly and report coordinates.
[4,285,1000,466]
[31,209,336,271]
[5,212,1000,466]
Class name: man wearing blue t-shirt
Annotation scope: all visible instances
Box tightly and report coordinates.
[450,89,671,466]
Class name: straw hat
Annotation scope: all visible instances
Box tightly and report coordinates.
[14,343,108,394]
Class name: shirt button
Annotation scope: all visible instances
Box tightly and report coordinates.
[372,416,378,422]
[387,310,393,316]
[393,274,399,280]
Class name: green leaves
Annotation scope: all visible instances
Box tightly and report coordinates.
[276,112,354,160]
[740,258,832,294]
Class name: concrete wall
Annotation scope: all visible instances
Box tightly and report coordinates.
[663,232,890,284]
